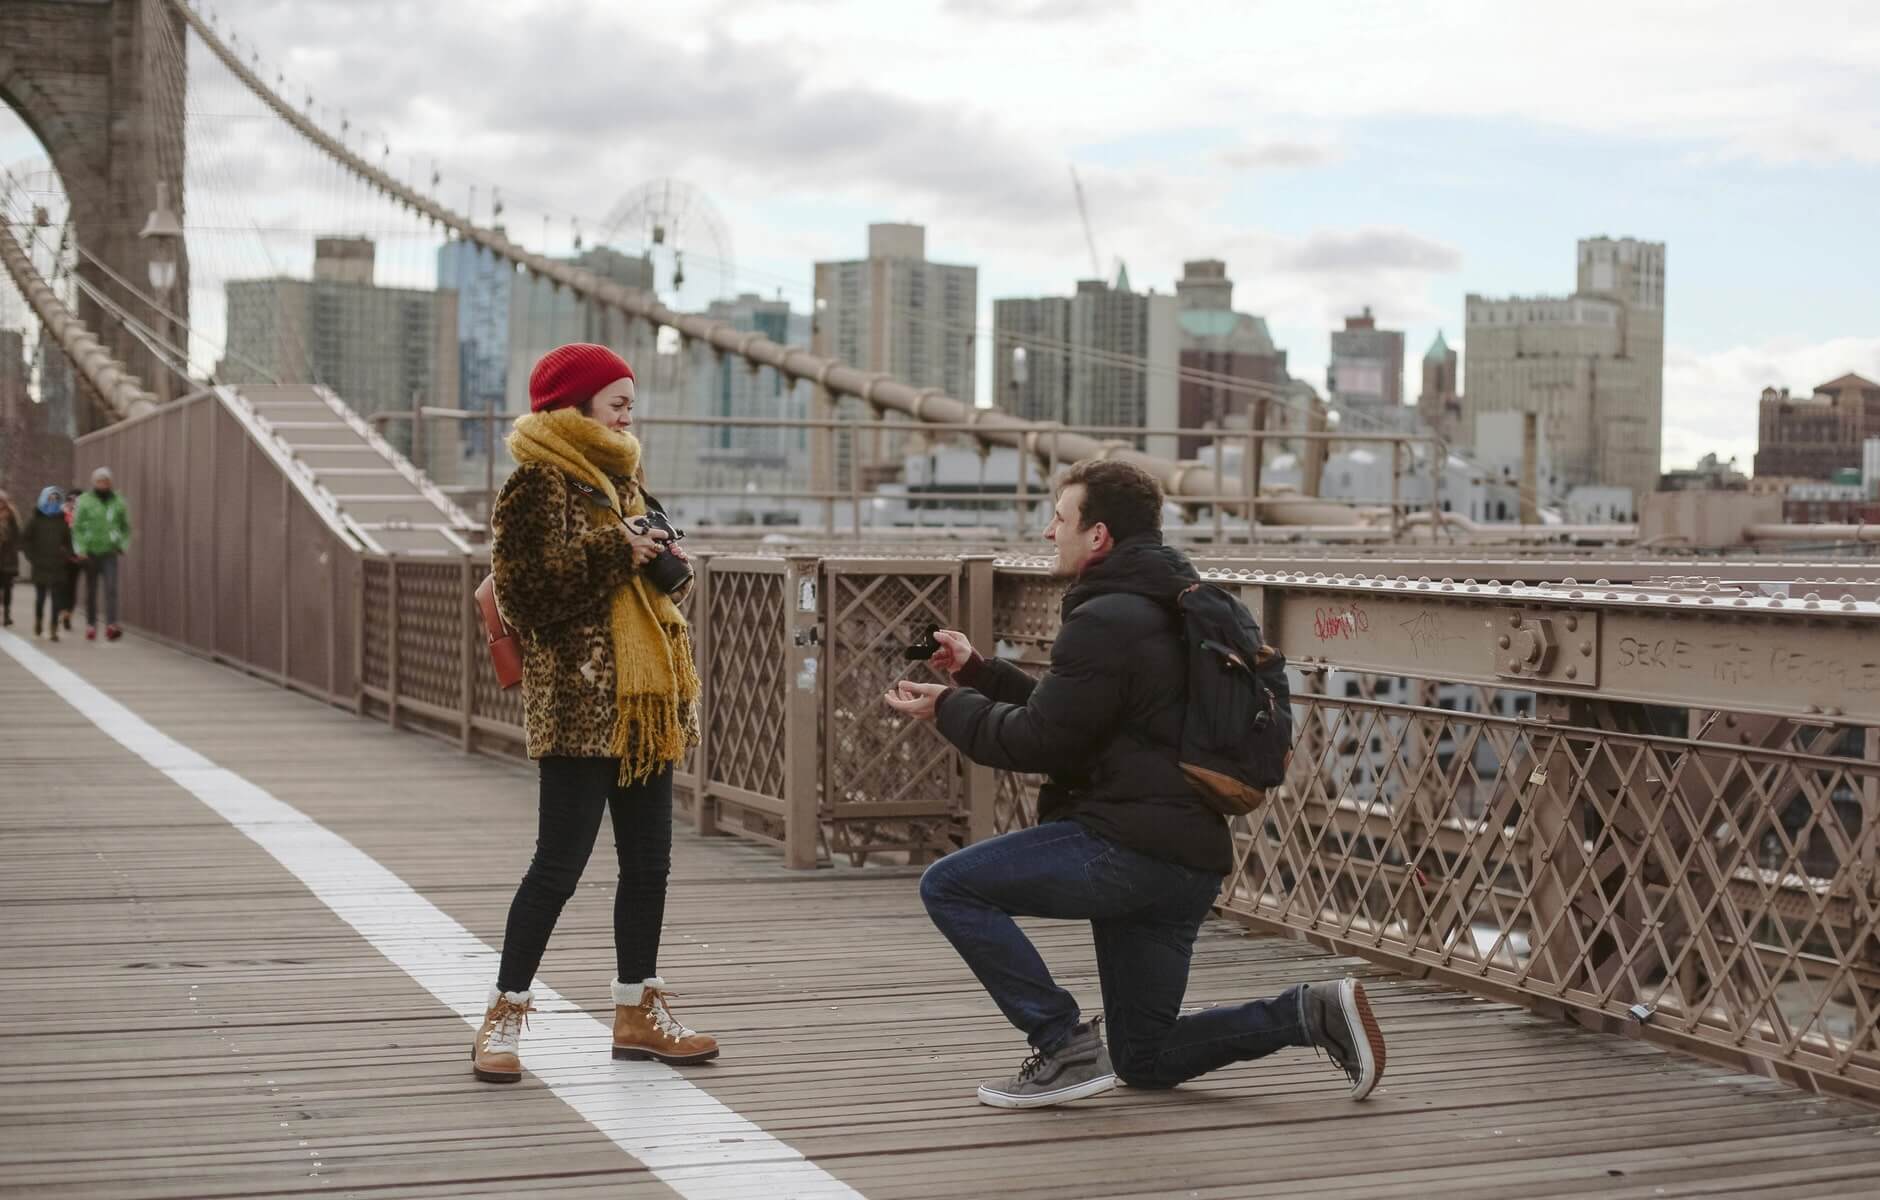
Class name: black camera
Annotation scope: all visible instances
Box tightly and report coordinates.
[626,510,692,595]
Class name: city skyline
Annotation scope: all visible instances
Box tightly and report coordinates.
[0,0,1875,475]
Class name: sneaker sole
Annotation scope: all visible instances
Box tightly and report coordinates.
[1338,978,1387,1101]
[977,1072,1117,1110]
[613,1045,720,1065]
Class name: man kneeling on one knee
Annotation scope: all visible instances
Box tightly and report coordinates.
[884,460,1387,1110]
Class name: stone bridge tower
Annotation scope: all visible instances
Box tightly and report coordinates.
[0,0,188,432]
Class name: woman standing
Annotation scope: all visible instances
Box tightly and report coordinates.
[24,488,72,641]
[0,489,20,627]
[472,343,718,1085]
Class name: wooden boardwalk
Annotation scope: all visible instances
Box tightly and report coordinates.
[4,619,1880,1199]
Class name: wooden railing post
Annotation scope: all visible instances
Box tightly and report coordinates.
[782,554,823,869]
[691,553,718,837]
[386,556,401,731]
[459,553,475,752]
[958,555,998,845]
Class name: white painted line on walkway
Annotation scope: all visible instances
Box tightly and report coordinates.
[0,632,865,1200]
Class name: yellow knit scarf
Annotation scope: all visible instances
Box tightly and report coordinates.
[507,408,700,785]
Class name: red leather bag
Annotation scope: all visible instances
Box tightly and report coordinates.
[475,573,523,690]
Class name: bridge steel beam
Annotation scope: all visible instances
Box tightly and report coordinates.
[0,217,156,421]
[170,0,1344,517]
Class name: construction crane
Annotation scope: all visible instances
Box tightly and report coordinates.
[1070,166,1103,280]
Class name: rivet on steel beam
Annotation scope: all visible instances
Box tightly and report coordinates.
[1508,614,1521,627]
[1565,666,1578,680]
[1596,579,1610,586]
[1498,635,1511,649]
[1733,598,1748,606]
[1804,592,1821,602]
[1563,577,1577,586]
[1580,641,1592,656]
[1499,586,1513,594]
[1418,576,1432,584]
[1441,578,1454,585]
[1699,596,1712,604]
[1564,616,1578,632]
[1569,589,1583,599]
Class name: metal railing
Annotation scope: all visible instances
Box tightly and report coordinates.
[74,384,1880,1101]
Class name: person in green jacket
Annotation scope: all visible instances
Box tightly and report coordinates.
[72,466,131,642]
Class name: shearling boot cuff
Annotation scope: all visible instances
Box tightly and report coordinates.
[612,976,666,1006]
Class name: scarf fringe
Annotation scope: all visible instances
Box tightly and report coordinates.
[608,625,701,786]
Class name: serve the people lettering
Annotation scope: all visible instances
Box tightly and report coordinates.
[1617,635,1880,694]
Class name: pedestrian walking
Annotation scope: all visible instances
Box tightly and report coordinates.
[24,487,72,642]
[470,343,715,1084]
[0,489,20,627]
[72,466,131,641]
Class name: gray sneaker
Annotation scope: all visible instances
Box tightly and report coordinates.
[977,1018,1117,1109]
[1303,977,1387,1100]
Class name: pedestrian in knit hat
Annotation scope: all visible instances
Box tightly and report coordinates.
[468,343,717,1086]
[528,342,634,413]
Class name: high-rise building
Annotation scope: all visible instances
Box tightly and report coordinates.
[992,267,1177,454]
[1173,260,1289,460]
[436,238,513,457]
[221,238,458,460]
[1328,306,1405,410]
[666,292,812,525]
[1417,330,1462,442]
[502,246,657,417]
[992,296,1072,424]
[1462,236,1665,503]
[812,224,977,485]
[1070,269,1178,444]
[433,239,657,479]
[1753,374,1880,479]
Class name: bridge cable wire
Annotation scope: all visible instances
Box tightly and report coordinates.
[161,0,1288,509]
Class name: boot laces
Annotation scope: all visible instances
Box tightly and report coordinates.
[645,989,697,1040]
[482,997,533,1055]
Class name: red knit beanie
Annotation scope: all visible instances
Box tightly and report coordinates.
[528,343,634,413]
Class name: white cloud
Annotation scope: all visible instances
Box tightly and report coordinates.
[1217,140,1341,171]
[1663,337,1880,473]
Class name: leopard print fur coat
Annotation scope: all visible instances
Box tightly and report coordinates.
[490,460,693,761]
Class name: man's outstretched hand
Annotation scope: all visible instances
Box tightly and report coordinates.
[883,680,948,722]
[928,629,975,675]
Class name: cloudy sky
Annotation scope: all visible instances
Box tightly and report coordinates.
[5,0,1878,472]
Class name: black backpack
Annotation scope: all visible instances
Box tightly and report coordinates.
[1172,582,1294,816]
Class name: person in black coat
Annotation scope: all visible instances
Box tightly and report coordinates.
[886,459,1386,1110]
[23,487,73,641]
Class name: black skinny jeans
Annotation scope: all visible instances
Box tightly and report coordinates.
[496,757,674,994]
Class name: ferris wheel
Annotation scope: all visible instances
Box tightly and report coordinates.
[596,178,735,312]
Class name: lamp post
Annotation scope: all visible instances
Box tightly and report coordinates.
[139,180,183,403]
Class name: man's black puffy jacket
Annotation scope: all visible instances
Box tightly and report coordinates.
[934,533,1231,874]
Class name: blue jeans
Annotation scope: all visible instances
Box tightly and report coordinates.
[921,821,1310,1088]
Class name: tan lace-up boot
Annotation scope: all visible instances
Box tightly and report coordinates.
[471,987,534,1083]
[611,977,719,1064]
